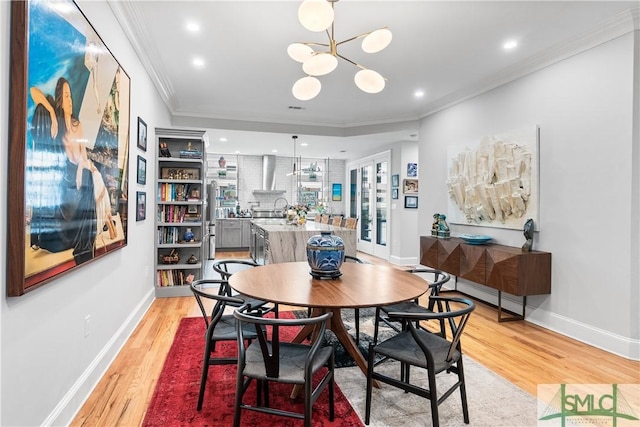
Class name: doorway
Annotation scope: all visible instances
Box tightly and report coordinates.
[347,151,390,260]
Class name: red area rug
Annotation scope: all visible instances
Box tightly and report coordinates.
[142,313,363,427]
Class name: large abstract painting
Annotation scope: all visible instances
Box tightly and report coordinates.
[8,0,131,296]
[446,126,539,230]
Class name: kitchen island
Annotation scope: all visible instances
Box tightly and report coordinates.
[251,219,357,264]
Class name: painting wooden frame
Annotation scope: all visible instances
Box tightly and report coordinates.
[137,117,147,151]
[404,196,418,209]
[136,192,146,221]
[137,155,147,185]
[7,0,131,296]
[403,179,418,194]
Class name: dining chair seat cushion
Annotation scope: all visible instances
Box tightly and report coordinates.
[212,315,260,342]
[373,328,460,373]
[242,342,334,384]
[381,301,433,315]
[228,293,270,311]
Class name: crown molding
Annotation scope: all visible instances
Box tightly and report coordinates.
[108,1,176,110]
[421,7,640,118]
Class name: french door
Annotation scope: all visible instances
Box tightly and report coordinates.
[347,152,390,260]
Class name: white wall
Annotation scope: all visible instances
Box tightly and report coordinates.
[389,141,420,265]
[0,2,173,425]
[418,32,639,359]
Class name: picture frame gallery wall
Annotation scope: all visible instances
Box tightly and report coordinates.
[7,0,131,296]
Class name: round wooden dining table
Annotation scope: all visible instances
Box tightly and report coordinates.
[228,261,430,383]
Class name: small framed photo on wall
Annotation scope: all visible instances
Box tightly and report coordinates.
[137,117,147,151]
[403,179,418,194]
[404,195,418,209]
[137,155,146,185]
[136,191,146,221]
[391,174,399,188]
[407,162,417,177]
[392,188,399,199]
[332,183,343,201]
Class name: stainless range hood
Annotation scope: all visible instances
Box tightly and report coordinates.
[252,155,285,195]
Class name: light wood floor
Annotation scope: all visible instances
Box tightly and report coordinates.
[71,251,640,426]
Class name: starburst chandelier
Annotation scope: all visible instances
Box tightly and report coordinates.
[288,0,392,101]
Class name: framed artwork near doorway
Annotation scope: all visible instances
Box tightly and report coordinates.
[332,183,343,201]
[403,179,418,194]
[392,188,399,199]
[404,196,418,209]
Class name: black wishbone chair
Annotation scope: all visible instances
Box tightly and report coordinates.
[212,258,276,316]
[190,280,262,411]
[374,268,451,343]
[233,307,335,427]
[365,296,475,427]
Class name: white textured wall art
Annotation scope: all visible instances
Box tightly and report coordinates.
[446,126,539,230]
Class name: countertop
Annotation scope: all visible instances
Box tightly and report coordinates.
[251,219,346,233]
[250,218,356,263]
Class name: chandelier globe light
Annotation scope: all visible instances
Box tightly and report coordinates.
[355,69,385,93]
[289,0,391,101]
[292,76,322,101]
[298,0,334,32]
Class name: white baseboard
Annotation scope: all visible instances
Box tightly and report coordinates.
[44,288,155,426]
[449,280,640,361]
[389,255,418,266]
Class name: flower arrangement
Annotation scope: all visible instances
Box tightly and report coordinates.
[286,204,310,224]
[288,204,310,216]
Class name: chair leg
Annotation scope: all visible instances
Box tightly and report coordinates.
[197,341,213,410]
[328,353,335,421]
[458,358,470,423]
[354,308,360,344]
[373,307,380,344]
[304,380,312,427]
[428,370,440,427]
[364,343,375,424]
[233,373,244,427]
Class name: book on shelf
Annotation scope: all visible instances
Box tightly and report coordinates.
[157,269,186,287]
[159,183,200,202]
[179,150,202,159]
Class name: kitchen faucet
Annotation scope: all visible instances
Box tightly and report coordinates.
[273,197,289,216]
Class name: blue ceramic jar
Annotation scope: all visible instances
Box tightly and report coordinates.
[184,228,195,242]
[306,231,345,279]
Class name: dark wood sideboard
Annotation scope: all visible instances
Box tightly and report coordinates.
[420,236,551,322]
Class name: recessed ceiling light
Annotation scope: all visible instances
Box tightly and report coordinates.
[503,40,518,50]
[219,137,227,142]
[272,149,278,153]
[414,90,425,98]
[192,57,205,68]
[186,22,200,32]
[301,143,308,147]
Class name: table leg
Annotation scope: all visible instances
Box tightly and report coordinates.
[290,307,379,399]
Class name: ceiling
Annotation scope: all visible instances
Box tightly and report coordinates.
[108,1,637,159]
